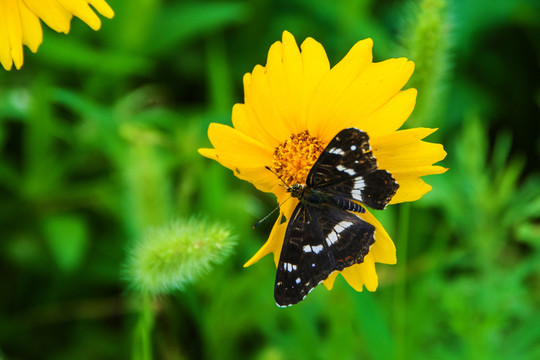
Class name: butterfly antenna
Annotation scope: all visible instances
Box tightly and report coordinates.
[265,166,290,188]
[252,195,292,229]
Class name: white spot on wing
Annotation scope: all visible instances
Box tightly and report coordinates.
[326,231,339,246]
[351,189,363,200]
[325,221,354,246]
[329,147,345,155]
[284,262,297,272]
[296,277,301,284]
[303,245,312,253]
[355,177,365,188]
[351,145,357,150]
[337,165,356,176]
[352,177,365,200]
[334,221,353,233]
[312,245,323,254]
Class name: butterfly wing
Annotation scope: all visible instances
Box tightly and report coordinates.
[307,128,399,210]
[274,201,375,307]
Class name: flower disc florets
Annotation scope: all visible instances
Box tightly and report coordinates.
[272,131,325,186]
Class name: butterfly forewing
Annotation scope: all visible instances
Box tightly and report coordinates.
[275,202,375,307]
[307,128,376,188]
[308,128,398,210]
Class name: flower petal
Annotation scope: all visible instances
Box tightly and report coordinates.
[307,38,373,139]
[23,0,72,34]
[199,123,278,192]
[243,65,291,145]
[322,271,339,290]
[265,31,303,135]
[57,0,102,30]
[390,177,433,204]
[371,128,447,203]
[244,199,297,267]
[3,0,24,69]
[232,102,278,149]
[199,148,277,193]
[298,36,330,129]
[372,128,446,170]
[357,209,396,264]
[341,253,378,291]
[353,88,417,138]
[88,0,114,19]
[206,123,273,166]
[239,32,332,148]
[20,1,43,53]
[0,0,14,70]
[318,58,415,142]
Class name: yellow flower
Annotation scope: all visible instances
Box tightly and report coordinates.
[0,0,114,70]
[199,31,447,297]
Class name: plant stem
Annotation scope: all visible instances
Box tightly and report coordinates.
[132,293,154,360]
[394,203,410,360]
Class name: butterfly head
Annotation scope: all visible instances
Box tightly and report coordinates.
[287,183,305,199]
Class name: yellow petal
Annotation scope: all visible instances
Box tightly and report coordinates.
[341,254,378,291]
[198,148,217,160]
[307,38,373,139]
[244,198,297,267]
[265,31,303,135]
[57,0,102,30]
[19,0,43,53]
[354,88,417,138]
[199,122,279,193]
[298,36,330,129]
[390,165,447,204]
[88,0,114,18]
[206,122,273,166]
[392,165,448,178]
[23,0,72,34]
[232,103,278,149]
[238,32,331,147]
[319,58,415,142]
[390,177,433,204]
[2,0,24,69]
[322,271,339,290]
[0,0,14,70]
[357,209,396,264]
[244,65,291,144]
[371,128,447,203]
[199,148,278,193]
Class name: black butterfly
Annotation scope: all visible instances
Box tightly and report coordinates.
[274,128,399,307]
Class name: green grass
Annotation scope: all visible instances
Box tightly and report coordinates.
[1,0,539,359]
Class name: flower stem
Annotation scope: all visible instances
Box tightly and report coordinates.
[132,293,154,360]
[394,203,410,360]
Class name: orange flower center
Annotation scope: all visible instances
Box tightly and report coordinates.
[272,131,326,186]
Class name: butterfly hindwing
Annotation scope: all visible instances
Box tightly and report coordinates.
[275,201,376,307]
[308,128,399,210]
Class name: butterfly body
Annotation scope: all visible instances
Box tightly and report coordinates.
[288,184,365,213]
[274,128,399,307]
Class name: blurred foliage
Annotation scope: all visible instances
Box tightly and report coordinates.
[1,0,540,359]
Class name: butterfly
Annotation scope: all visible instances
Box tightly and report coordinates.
[274,128,399,307]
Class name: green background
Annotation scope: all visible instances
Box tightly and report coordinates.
[1,0,539,359]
